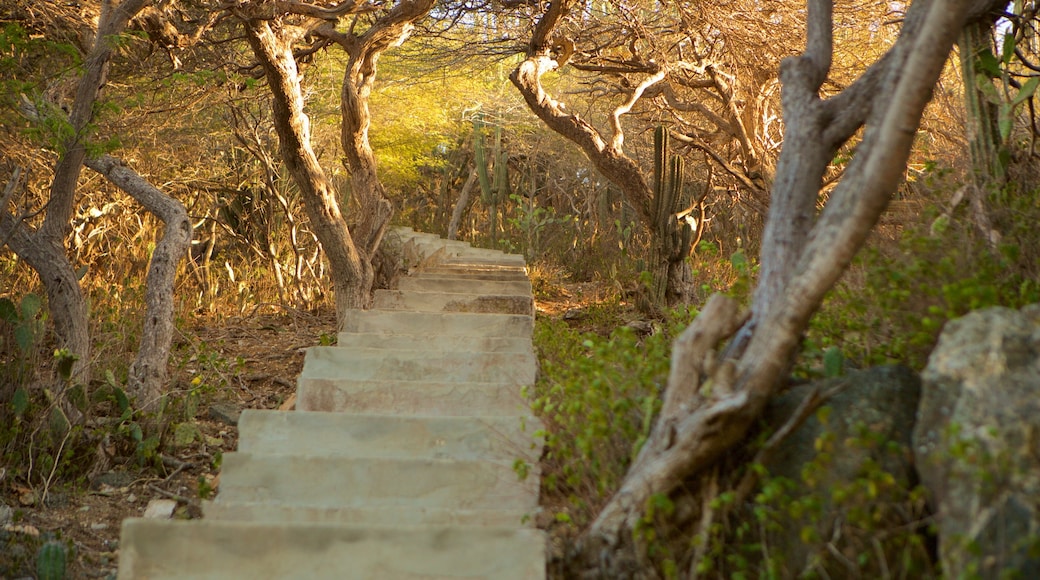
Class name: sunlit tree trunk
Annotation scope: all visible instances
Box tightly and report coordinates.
[243,19,371,316]
[0,0,149,421]
[85,155,192,412]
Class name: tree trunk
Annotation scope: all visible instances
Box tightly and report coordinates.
[447,169,478,241]
[510,13,696,305]
[341,58,393,259]
[85,155,192,412]
[0,0,149,422]
[333,0,437,258]
[569,0,1006,572]
[243,19,371,319]
[241,1,436,319]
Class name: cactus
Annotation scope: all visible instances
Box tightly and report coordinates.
[472,116,509,246]
[648,126,694,307]
[36,540,68,580]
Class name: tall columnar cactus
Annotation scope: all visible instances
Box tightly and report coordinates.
[959,21,1004,183]
[473,116,509,246]
[649,126,694,307]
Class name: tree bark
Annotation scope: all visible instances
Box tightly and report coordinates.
[574,0,1006,571]
[0,0,149,421]
[326,0,436,257]
[447,169,478,241]
[243,19,371,319]
[240,1,435,320]
[510,3,697,305]
[85,155,192,412]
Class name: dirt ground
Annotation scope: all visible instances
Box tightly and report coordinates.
[0,281,620,579]
[0,310,331,579]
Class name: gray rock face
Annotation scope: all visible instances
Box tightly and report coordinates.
[759,365,922,576]
[913,304,1040,579]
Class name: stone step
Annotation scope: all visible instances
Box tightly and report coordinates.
[300,347,537,384]
[397,277,533,296]
[425,262,527,272]
[373,289,534,315]
[445,255,526,267]
[203,501,536,528]
[335,332,533,353]
[119,520,546,579]
[297,379,532,416]
[414,269,530,281]
[236,410,543,464]
[341,310,533,337]
[406,239,505,257]
[215,454,539,511]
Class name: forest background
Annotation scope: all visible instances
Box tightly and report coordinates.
[2,0,1040,577]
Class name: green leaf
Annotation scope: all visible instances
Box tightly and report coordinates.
[823,346,844,378]
[66,383,87,412]
[54,348,79,381]
[0,298,16,322]
[999,104,1013,142]
[976,74,1002,104]
[173,422,199,448]
[1002,32,1016,65]
[14,325,34,353]
[1012,77,1040,107]
[129,422,143,443]
[12,387,29,417]
[48,407,70,438]
[19,293,41,318]
[977,48,1002,78]
[114,386,130,414]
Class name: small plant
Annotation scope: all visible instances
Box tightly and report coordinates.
[530,304,693,531]
[0,292,45,385]
[35,539,68,580]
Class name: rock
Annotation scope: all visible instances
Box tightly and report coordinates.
[0,501,12,526]
[143,499,177,519]
[208,402,242,426]
[758,365,922,576]
[90,471,136,491]
[912,304,1040,579]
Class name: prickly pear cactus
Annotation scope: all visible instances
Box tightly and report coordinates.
[36,540,67,580]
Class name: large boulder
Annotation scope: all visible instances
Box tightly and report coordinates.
[758,365,923,576]
[913,304,1040,578]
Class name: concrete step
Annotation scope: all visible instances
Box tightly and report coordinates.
[445,255,526,267]
[341,310,533,337]
[406,239,504,256]
[335,332,534,353]
[236,410,543,464]
[300,347,537,384]
[414,269,530,281]
[397,277,532,296]
[215,454,539,511]
[119,520,546,579]
[425,262,527,272]
[373,289,534,315]
[204,501,536,528]
[297,379,532,416]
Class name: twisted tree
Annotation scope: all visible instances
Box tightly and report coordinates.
[234,0,436,321]
[512,0,1007,573]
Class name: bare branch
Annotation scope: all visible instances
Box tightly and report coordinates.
[272,0,378,19]
[609,68,666,150]
[804,0,833,90]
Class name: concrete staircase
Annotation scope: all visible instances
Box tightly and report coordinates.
[118,227,546,579]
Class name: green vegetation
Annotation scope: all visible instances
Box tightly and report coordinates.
[3,1,1040,577]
